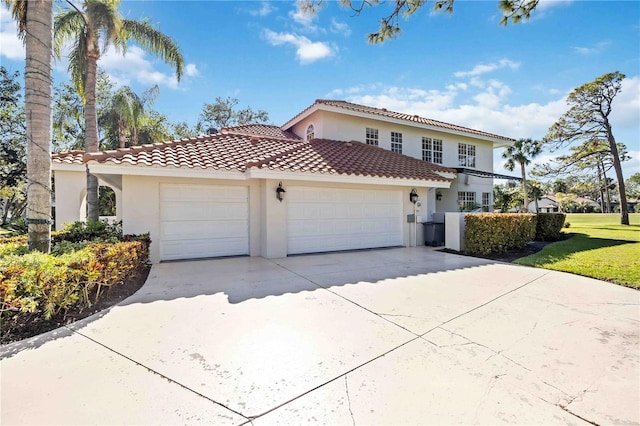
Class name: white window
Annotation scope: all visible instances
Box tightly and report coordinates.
[482,192,491,212]
[391,131,402,153]
[306,124,315,141]
[458,143,476,168]
[422,137,443,164]
[458,191,477,211]
[365,128,379,146]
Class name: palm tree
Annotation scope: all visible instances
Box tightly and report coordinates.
[54,0,183,221]
[3,0,53,252]
[502,138,542,212]
[108,84,159,148]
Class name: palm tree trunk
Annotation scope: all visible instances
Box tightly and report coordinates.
[84,49,100,222]
[520,161,528,212]
[604,120,629,224]
[132,125,138,146]
[118,119,126,148]
[25,0,53,253]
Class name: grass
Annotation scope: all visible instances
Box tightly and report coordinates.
[515,213,640,289]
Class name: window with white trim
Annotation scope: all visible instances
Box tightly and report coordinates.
[306,124,315,141]
[422,137,443,164]
[458,143,476,167]
[482,192,491,212]
[365,127,379,146]
[391,131,402,153]
[458,191,477,211]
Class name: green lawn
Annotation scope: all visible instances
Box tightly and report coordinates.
[515,213,640,289]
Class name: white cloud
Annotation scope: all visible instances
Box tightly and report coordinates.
[536,0,574,11]
[184,63,199,77]
[248,1,274,17]
[289,2,319,33]
[573,41,610,55]
[262,29,335,64]
[454,58,520,78]
[330,18,351,37]
[98,45,181,89]
[611,75,640,131]
[0,8,24,60]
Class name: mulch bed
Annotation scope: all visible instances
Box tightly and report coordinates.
[1,265,150,345]
[438,234,570,263]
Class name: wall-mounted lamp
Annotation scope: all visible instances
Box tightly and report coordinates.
[436,190,443,201]
[276,182,286,202]
[409,188,419,204]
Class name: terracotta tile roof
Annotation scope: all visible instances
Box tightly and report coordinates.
[53,132,454,183]
[221,124,301,140]
[52,150,85,165]
[251,139,455,181]
[284,99,515,143]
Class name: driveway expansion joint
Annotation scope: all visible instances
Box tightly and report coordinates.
[65,326,250,421]
[345,375,356,426]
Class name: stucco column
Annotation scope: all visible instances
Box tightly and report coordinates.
[54,170,86,230]
[260,179,288,258]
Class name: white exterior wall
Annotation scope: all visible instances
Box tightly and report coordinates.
[291,110,496,213]
[54,170,86,230]
[115,175,431,263]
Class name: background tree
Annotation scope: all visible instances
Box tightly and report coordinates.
[625,173,640,200]
[3,0,54,252]
[493,181,521,213]
[0,66,27,225]
[527,180,544,213]
[54,0,184,222]
[545,72,630,225]
[103,84,159,148]
[196,97,270,135]
[502,138,541,212]
[300,0,540,43]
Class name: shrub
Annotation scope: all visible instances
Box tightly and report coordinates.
[54,220,122,244]
[535,213,567,241]
[1,232,150,326]
[464,213,536,255]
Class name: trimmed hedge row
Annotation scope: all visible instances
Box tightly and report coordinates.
[535,213,566,241]
[0,239,149,320]
[464,213,537,255]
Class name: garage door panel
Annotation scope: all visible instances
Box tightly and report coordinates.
[287,187,403,255]
[161,237,247,261]
[160,202,247,221]
[159,184,248,261]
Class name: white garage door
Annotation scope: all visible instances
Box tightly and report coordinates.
[287,187,403,255]
[159,183,249,261]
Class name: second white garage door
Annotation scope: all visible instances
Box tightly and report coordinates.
[287,187,403,255]
[159,183,249,261]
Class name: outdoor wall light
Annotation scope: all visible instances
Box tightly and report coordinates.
[409,188,419,204]
[276,182,286,202]
[436,190,443,201]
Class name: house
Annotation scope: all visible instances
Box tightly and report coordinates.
[528,194,600,213]
[52,99,515,263]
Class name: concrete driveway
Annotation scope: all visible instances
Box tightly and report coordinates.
[2,247,638,425]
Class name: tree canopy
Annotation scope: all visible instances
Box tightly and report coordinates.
[544,71,630,224]
[300,0,540,43]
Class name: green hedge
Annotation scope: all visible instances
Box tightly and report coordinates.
[535,213,566,241]
[464,213,536,255]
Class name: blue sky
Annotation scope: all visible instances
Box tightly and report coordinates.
[1,0,639,180]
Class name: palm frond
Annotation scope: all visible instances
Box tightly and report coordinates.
[2,0,27,39]
[121,19,184,81]
[53,9,84,58]
[85,0,123,53]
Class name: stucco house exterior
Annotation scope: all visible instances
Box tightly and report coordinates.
[52,99,515,263]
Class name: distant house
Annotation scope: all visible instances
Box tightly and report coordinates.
[528,194,600,213]
[52,99,515,263]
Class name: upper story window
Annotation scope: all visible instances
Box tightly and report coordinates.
[458,143,476,168]
[391,131,402,153]
[422,137,443,164]
[365,127,379,146]
[306,124,315,141]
